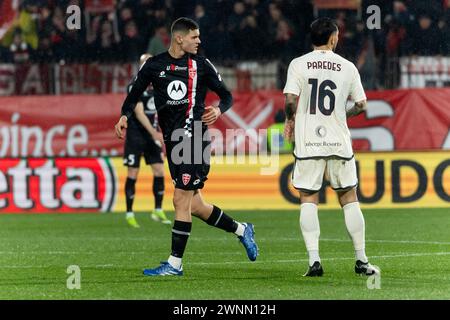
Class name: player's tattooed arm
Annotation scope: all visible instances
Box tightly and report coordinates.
[346,100,367,118]
[284,93,298,120]
[284,93,298,142]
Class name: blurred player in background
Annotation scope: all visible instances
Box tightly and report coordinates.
[123,53,170,228]
[283,17,380,277]
[115,18,258,276]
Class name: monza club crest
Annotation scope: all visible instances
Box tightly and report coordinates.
[182,173,191,185]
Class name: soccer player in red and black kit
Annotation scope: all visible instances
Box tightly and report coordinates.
[115,17,259,276]
[123,54,171,228]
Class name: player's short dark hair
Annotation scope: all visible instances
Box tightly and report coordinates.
[171,17,199,35]
[310,18,338,46]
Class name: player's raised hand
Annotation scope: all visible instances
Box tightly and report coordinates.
[115,115,128,139]
[284,119,295,142]
[201,105,221,125]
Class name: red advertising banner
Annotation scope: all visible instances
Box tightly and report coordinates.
[0,64,51,95]
[0,63,135,95]
[1,152,448,214]
[349,88,450,150]
[0,158,116,213]
[206,88,450,151]
[0,88,449,158]
[0,62,278,95]
[0,94,123,158]
[53,64,136,95]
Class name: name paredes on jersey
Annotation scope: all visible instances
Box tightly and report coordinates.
[307,61,342,71]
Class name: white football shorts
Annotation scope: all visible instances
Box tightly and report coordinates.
[292,157,358,192]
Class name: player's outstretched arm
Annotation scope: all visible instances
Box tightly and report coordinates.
[346,99,367,119]
[134,102,164,147]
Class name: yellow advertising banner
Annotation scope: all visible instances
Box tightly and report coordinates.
[111,152,450,211]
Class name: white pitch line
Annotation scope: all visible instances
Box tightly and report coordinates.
[251,237,450,245]
[188,251,450,266]
[321,238,450,245]
[149,237,450,245]
[95,264,114,268]
[0,238,448,256]
[0,251,248,255]
[1,251,450,269]
[1,237,449,245]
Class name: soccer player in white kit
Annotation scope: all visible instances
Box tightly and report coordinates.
[283,18,379,277]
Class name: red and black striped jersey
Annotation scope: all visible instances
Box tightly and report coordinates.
[121,52,232,141]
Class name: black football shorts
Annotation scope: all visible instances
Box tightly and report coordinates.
[165,137,211,190]
[123,129,163,168]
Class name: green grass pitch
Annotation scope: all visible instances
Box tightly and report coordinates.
[0,208,449,299]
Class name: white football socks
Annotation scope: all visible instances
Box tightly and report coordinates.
[234,222,245,237]
[308,250,320,266]
[300,203,321,266]
[343,202,368,263]
[126,212,135,218]
[168,255,182,270]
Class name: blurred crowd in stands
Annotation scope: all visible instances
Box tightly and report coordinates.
[0,0,449,89]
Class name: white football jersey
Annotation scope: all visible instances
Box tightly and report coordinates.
[283,50,366,159]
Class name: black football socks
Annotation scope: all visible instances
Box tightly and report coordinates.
[153,176,164,209]
[171,220,192,258]
[125,177,136,212]
[205,205,238,233]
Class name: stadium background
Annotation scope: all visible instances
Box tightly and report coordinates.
[0,0,449,301]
